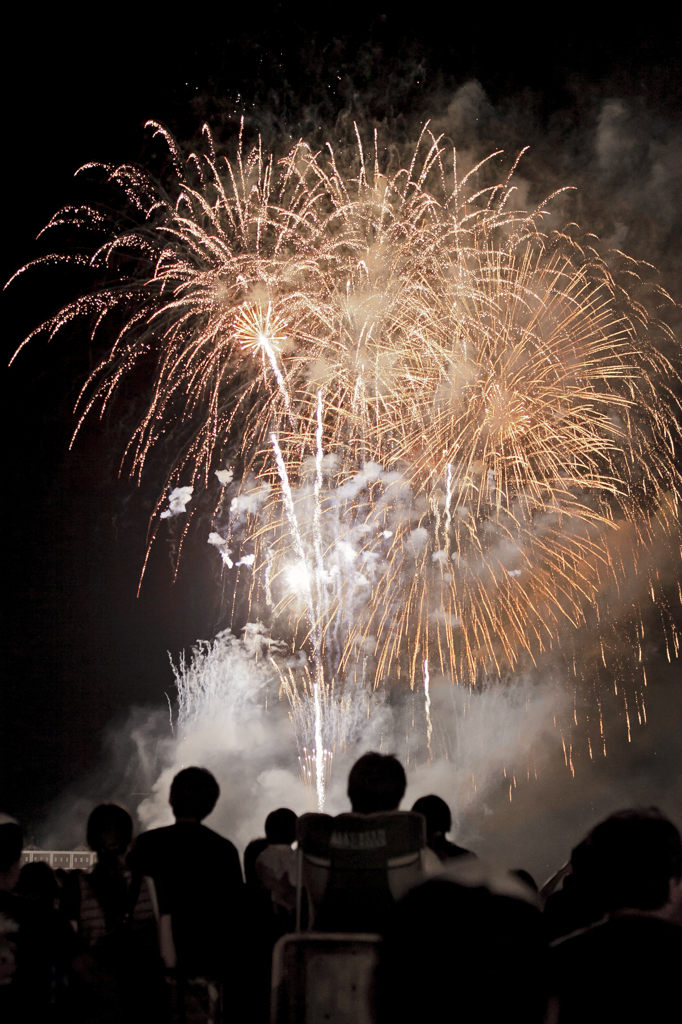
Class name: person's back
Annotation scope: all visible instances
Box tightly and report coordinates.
[0,814,63,1019]
[548,808,682,1023]
[379,860,547,1024]
[255,808,297,921]
[16,860,76,1008]
[133,820,243,972]
[308,752,426,932]
[71,802,162,1024]
[130,767,243,979]
[550,914,682,1022]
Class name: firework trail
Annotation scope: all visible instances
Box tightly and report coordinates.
[423,657,433,756]
[269,428,326,807]
[9,120,682,800]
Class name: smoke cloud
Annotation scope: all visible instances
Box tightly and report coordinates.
[135,628,563,866]
[160,486,194,519]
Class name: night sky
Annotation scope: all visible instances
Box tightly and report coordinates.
[3,11,682,856]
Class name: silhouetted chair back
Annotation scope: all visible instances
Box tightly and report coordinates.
[271,932,379,1024]
[295,811,426,932]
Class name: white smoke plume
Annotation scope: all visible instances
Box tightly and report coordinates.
[134,622,559,862]
[160,485,194,519]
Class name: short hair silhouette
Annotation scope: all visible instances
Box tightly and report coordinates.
[265,807,297,844]
[379,874,545,1023]
[412,795,451,839]
[582,807,682,911]
[87,803,133,854]
[348,752,406,813]
[18,861,59,904]
[170,766,220,821]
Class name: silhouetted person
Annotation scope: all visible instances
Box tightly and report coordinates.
[70,803,161,1023]
[256,808,298,920]
[244,808,297,891]
[0,815,27,1012]
[130,767,243,987]
[78,804,156,941]
[0,814,71,1020]
[309,753,431,933]
[378,860,547,1024]
[17,861,60,909]
[411,795,473,862]
[348,752,406,813]
[547,808,682,1023]
[17,859,76,1009]
[246,808,299,1023]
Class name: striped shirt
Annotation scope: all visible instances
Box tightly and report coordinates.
[78,869,156,947]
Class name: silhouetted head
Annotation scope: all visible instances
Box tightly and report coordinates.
[0,815,22,890]
[87,804,133,855]
[17,861,59,905]
[169,767,220,822]
[348,752,406,813]
[379,862,545,1024]
[265,807,297,845]
[412,795,451,840]
[582,807,682,912]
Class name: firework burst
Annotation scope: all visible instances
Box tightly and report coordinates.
[10,120,682,805]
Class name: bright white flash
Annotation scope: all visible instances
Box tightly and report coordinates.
[284,561,312,594]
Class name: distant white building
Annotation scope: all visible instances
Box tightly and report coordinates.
[21,847,97,869]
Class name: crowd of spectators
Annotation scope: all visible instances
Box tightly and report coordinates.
[1,753,681,1022]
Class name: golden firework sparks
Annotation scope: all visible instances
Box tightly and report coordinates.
[10,120,682,800]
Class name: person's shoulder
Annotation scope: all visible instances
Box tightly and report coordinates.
[0,892,53,943]
[551,914,682,962]
[256,843,293,867]
[430,835,474,862]
[550,917,607,950]
[443,839,474,859]
[198,824,239,852]
[0,889,31,923]
[245,837,268,855]
[135,824,176,845]
[130,824,177,869]
[548,917,611,981]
